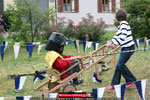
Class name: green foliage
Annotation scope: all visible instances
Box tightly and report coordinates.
[4,0,55,43]
[46,13,107,41]
[75,13,106,41]
[123,0,150,39]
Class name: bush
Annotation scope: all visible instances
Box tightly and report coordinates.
[74,13,107,41]
[123,0,150,39]
[46,13,107,41]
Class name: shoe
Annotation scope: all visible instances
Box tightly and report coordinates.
[126,82,135,88]
[73,79,84,85]
[107,86,114,90]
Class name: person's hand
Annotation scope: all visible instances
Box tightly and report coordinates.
[105,43,117,49]
[105,43,113,48]
[111,44,117,49]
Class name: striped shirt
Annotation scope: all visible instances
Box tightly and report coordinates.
[111,21,135,47]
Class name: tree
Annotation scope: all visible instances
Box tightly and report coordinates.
[123,0,150,39]
[5,0,55,42]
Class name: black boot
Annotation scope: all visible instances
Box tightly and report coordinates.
[73,78,84,85]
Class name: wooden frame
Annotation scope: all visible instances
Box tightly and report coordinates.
[34,45,120,99]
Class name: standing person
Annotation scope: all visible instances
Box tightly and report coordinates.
[0,13,9,32]
[45,32,84,91]
[105,9,136,90]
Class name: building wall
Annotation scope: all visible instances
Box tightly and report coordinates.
[57,0,120,25]
[3,0,14,11]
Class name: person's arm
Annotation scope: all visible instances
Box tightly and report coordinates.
[112,23,128,45]
[53,57,71,70]
[62,54,74,58]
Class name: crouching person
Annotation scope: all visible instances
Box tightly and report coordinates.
[45,32,84,91]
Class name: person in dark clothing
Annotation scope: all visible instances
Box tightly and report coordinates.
[0,13,9,32]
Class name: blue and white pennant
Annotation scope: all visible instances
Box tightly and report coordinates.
[135,79,147,100]
[93,72,102,83]
[14,76,26,92]
[114,84,126,100]
[92,87,105,99]
[16,96,32,100]
[33,74,47,84]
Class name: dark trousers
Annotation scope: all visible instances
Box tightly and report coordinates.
[67,60,81,76]
[111,45,136,86]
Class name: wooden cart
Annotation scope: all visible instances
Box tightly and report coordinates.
[34,45,120,99]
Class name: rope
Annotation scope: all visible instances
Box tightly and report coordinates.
[92,48,150,57]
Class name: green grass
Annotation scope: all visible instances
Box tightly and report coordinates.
[0,33,150,99]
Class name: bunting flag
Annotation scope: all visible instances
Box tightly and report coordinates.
[13,43,20,59]
[66,40,72,45]
[38,44,45,55]
[16,96,32,100]
[32,42,41,45]
[139,38,144,43]
[146,39,150,48]
[83,41,92,53]
[26,45,34,58]
[0,45,5,61]
[135,79,147,100]
[26,43,32,52]
[92,87,105,99]
[93,42,99,50]
[15,76,26,92]
[33,74,47,84]
[74,40,80,55]
[134,39,139,48]
[49,93,58,98]
[114,84,126,100]
[3,41,8,51]
[0,97,4,100]
[74,40,78,49]
[93,72,102,83]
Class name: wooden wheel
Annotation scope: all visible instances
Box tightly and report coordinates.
[63,84,76,92]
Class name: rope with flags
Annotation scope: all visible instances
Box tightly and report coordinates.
[91,47,150,57]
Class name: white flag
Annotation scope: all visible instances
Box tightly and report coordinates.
[13,43,20,59]
[38,44,45,55]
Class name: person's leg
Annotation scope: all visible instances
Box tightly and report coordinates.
[111,45,136,86]
[117,45,136,83]
[67,60,84,85]
[111,58,122,86]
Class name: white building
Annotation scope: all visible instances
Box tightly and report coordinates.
[54,0,121,26]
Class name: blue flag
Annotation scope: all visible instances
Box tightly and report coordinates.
[26,42,32,52]
[26,44,34,57]
[0,45,5,61]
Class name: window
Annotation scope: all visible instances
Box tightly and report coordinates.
[58,0,79,13]
[102,0,109,12]
[98,0,116,13]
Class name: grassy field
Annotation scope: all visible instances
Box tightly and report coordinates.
[0,31,150,100]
